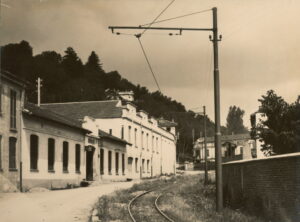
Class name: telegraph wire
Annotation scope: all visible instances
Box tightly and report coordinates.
[140,0,175,36]
[136,37,161,92]
[140,8,211,27]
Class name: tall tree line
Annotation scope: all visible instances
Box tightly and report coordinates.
[1,40,217,162]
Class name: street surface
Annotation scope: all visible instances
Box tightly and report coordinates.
[0,181,135,222]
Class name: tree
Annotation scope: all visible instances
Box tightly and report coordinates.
[253,90,300,155]
[226,106,248,135]
[1,40,34,79]
[1,40,218,162]
[61,47,83,78]
[85,51,104,74]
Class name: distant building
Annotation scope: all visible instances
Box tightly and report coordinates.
[118,91,134,102]
[250,112,268,158]
[42,99,177,179]
[0,71,26,192]
[193,133,256,163]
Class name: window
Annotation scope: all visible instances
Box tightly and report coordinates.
[0,135,2,169]
[141,131,144,149]
[128,126,131,143]
[109,129,112,135]
[9,137,17,170]
[134,129,137,147]
[142,159,145,173]
[0,85,2,114]
[147,160,150,173]
[121,126,124,139]
[48,138,55,171]
[152,136,154,153]
[146,133,149,150]
[108,151,112,174]
[115,152,119,175]
[122,153,125,175]
[30,135,38,171]
[62,141,69,172]
[75,144,80,173]
[10,90,17,129]
[135,158,138,172]
[100,149,104,175]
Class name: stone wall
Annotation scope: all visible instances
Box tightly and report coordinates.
[223,152,300,222]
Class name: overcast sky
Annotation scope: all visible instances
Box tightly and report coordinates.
[1,0,299,127]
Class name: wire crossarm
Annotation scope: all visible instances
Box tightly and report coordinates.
[108,26,213,34]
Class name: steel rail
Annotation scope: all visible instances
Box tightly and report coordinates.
[155,194,175,222]
[128,190,153,222]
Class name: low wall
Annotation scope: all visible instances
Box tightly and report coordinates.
[223,152,300,222]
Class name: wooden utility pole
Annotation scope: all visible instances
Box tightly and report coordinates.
[108,6,223,211]
[203,106,209,185]
[37,77,42,107]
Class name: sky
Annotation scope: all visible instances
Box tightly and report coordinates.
[1,0,299,127]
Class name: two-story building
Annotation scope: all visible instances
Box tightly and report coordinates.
[42,97,177,180]
[0,71,26,192]
[193,133,256,163]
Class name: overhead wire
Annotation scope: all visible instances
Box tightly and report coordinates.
[134,0,177,92]
[136,37,161,92]
[140,8,211,27]
[139,0,176,36]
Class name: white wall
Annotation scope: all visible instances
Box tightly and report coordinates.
[22,115,86,189]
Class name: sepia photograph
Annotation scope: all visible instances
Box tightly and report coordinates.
[0,0,299,221]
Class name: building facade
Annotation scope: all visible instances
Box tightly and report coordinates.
[21,103,90,190]
[42,99,177,180]
[84,116,128,182]
[0,71,26,192]
[193,133,255,163]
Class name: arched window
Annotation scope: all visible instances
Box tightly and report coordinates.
[108,151,112,174]
[62,141,69,172]
[100,149,104,175]
[115,152,119,175]
[9,137,17,169]
[48,138,55,171]
[75,144,80,173]
[30,135,39,171]
[0,135,2,169]
[122,153,125,175]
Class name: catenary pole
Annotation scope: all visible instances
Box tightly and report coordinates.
[108,6,223,212]
[211,7,223,211]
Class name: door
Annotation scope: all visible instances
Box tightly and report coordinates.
[86,147,94,181]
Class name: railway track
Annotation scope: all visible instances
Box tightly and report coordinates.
[128,188,175,222]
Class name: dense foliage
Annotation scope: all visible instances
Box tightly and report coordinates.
[252,90,300,155]
[226,105,248,135]
[1,40,218,162]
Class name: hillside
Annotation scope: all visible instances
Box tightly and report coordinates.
[1,40,218,162]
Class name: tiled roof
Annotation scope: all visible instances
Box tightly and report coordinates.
[23,102,90,133]
[158,118,178,127]
[41,100,122,120]
[205,133,251,143]
[98,129,130,145]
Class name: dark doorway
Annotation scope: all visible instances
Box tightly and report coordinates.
[86,146,94,181]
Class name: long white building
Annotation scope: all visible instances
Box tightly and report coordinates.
[42,99,177,179]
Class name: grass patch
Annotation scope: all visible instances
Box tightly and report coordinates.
[93,175,264,222]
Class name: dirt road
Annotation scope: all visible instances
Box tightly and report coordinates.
[0,181,135,222]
